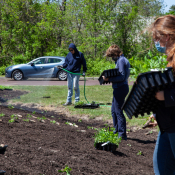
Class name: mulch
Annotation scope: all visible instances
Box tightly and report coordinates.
[0,89,157,175]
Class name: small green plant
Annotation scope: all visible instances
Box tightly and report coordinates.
[32,111,36,114]
[51,116,55,118]
[23,119,30,122]
[137,150,143,155]
[78,119,82,122]
[149,130,153,134]
[8,105,14,109]
[50,120,56,124]
[0,113,5,117]
[127,129,131,132]
[127,144,131,147]
[37,116,46,121]
[8,118,15,123]
[94,127,122,147]
[65,121,70,125]
[58,165,72,175]
[75,101,85,106]
[26,114,32,118]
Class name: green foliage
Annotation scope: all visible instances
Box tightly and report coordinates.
[8,105,14,109]
[94,127,122,146]
[0,113,5,117]
[129,50,168,78]
[58,165,72,175]
[0,0,164,75]
[0,85,12,90]
[86,58,115,75]
[0,66,7,75]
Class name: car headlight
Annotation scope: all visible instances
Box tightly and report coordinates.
[6,67,12,70]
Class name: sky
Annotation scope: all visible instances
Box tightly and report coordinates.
[163,0,175,12]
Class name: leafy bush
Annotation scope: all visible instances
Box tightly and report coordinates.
[129,50,168,78]
[94,127,122,146]
[86,58,115,75]
[46,47,68,57]
[12,55,28,64]
[0,66,6,75]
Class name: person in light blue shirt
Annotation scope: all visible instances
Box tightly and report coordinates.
[103,45,130,140]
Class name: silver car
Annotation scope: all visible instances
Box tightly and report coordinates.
[5,56,67,81]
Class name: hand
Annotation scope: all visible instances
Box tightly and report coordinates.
[57,65,63,69]
[102,76,109,81]
[155,91,164,101]
[82,72,85,77]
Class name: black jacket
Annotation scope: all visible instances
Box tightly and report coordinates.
[155,83,175,133]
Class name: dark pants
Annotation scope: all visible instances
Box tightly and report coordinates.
[111,84,129,138]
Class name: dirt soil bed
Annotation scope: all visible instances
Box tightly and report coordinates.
[0,90,157,175]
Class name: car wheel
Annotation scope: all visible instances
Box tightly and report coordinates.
[12,70,23,81]
[58,70,67,81]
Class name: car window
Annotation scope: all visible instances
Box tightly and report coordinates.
[33,58,46,64]
[48,58,62,63]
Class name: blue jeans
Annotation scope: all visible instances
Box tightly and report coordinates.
[153,131,175,175]
[111,84,129,138]
[67,73,80,103]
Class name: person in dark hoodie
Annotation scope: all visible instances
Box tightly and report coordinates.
[61,43,87,105]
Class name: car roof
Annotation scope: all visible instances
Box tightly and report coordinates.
[39,56,66,59]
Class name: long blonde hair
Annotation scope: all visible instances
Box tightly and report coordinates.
[151,15,175,71]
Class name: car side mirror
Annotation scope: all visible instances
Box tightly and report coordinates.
[31,63,34,66]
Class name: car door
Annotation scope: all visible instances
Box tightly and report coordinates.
[43,58,63,78]
[25,58,48,78]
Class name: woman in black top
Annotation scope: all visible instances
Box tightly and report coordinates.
[150,15,175,175]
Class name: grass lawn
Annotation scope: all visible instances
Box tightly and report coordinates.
[6,85,151,127]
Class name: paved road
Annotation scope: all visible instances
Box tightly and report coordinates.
[0,77,134,86]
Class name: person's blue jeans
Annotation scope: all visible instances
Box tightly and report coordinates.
[111,84,129,138]
[153,131,175,175]
[67,73,80,103]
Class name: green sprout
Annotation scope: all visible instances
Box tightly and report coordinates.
[137,150,143,155]
[8,105,14,109]
[50,120,56,124]
[58,165,72,175]
[0,113,5,117]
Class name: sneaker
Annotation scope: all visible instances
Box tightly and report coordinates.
[63,102,72,106]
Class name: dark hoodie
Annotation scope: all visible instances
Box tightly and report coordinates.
[63,43,87,73]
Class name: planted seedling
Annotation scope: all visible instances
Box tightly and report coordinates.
[8,118,15,123]
[51,116,55,118]
[149,130,153,134]
[37,116,46,121]
[58,165,72,175]
[23,119,30,122]
[127,144,131,147]
[50,120,56,124]
[0,113,5,117]
[78,119,82,122]
[32,111,36,114]
[26,114,32,118]
[94,127,122,150]
[137,150,143,155]
[127,129,131,132]
[8,105,14,109]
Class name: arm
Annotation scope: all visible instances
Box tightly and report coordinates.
[109,58,125,83]
[81,53,87,73]
[62,55,69,69]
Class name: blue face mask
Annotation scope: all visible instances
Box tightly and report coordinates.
[154,41,166,53]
